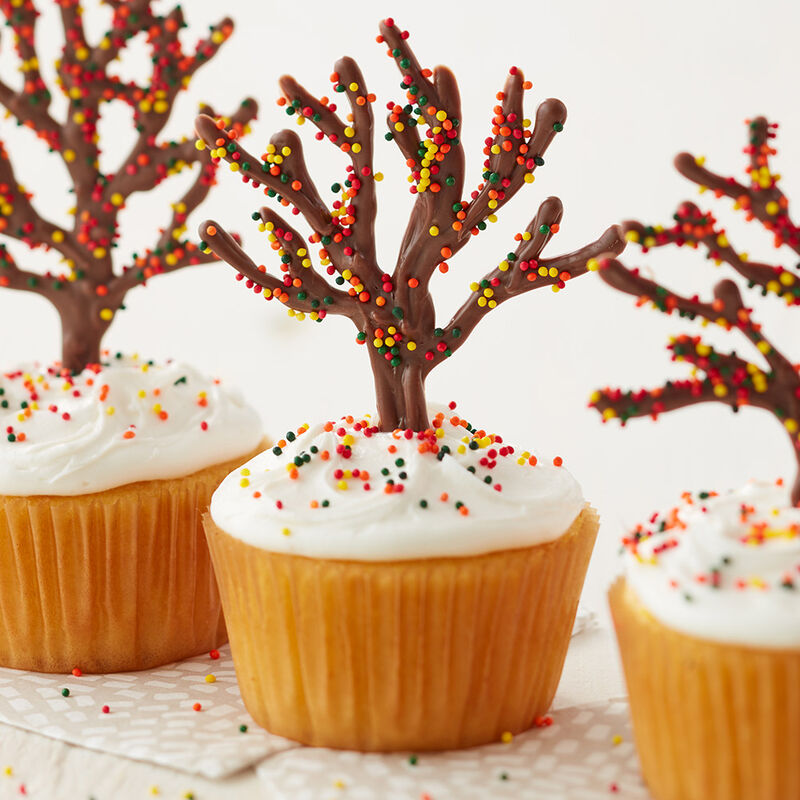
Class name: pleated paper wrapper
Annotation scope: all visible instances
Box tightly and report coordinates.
[0,446,263,674]
[609,578,800,800]
[205,505,599,751]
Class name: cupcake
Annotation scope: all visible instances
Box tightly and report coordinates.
[590,115,800,798]
[0,1,262,671]
[205,408,597,750]
[0,356,264,673]
[608,484,800,800]
[194,17,623,749]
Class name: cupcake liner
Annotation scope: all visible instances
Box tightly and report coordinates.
[0,446,264,673]
[204,505,598,751]
[609,578,800,800]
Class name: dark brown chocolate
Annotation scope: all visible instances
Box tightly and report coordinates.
[591,117,800,503]
[0,0,258,371]
[197,18,624,431]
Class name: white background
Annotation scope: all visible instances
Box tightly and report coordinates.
[1,0,799,609]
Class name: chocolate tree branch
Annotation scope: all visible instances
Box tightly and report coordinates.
[441,213,625,361]
[0,140,84,265]
[277,57,382,291]
[195,116,333,234]
[199,219,352,318]
[624,201,798,302]
[675,116,800,255]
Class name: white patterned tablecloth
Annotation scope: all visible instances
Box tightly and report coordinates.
[0,623,641,799]
[0,645,297,779]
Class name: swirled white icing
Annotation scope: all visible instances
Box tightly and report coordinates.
[210,406,585,560]
[0,356,263,496]
[623,481,800,648]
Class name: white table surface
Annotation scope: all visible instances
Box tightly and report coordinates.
[0,624,625,800]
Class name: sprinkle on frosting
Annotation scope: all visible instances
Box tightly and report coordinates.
[0,353,262,495]
[622,480,800,647]
[194,17,625,432]
[0,0,258,372]
[588,116,800,504]
[210,402,584,560]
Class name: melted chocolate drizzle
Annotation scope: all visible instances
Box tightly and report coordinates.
[0,1,258,371]
[197,18,624,431]
[591,116,800,504]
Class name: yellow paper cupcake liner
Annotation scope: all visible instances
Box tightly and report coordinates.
[0,445,264,673]
[610,577,800,800]
[205,505,598,751]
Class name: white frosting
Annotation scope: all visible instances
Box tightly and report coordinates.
[210,407,585,560]
[623,481,800,648]
[0,356,263,496]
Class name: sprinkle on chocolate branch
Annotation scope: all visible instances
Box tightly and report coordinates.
[197,17,624,432]
[590,117,800,504]
[0,0,258,371]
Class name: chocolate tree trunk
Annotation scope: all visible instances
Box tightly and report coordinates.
[58,301,110,373]
[367,347,428,431]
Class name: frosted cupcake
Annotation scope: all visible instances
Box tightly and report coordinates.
[591,115,800,798]
[0,0,261,671]
[0,356,263,673]
[609,484,800,800]
[206,407,597,750]
[193,16,622,749]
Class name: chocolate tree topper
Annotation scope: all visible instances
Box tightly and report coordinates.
[0,0,258,371]
[196,18,625,431]
[590,116,800,502]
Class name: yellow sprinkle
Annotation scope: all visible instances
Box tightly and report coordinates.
[500,731,513,744]
[282,528,291,537]
[205,674,216,684]
[240,478,250,488]
[99,308,113,321]
[612,735,623,746]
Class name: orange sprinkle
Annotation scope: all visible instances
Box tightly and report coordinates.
[553,457,563,467]
[123,430,135,440]
[440,492,449,502]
